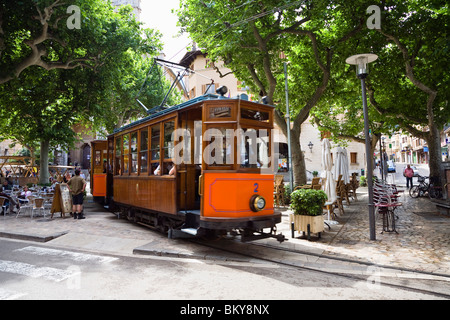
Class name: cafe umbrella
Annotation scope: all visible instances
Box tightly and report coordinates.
[334,147,350,185]
[322,138,337,224]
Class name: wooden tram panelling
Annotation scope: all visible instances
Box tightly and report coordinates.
[92,93,285,242]
[113,176,176,214]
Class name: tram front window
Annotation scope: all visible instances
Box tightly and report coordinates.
[240,128,269,169]
[203,127,233,166]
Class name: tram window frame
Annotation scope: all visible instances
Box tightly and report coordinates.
[202,123,236,170]
[239,105,272,129]
[162,120,175,175]
[150,124,161,175]
[108,138,114,175]
[238,127,271,171]
[139,127,149,175]
[130,131,138,175]
[114,136,122,175]
[122,133,130,175]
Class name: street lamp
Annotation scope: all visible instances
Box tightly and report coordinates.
[308,141,314,152]
[346,53,378,241]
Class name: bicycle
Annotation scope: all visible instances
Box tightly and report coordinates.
[409,175,429,198]
[428,181,450,200]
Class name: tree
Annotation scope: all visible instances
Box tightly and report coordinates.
[0,0,169,184]
[312,1,449,183]
[369,0,449,183]
[176,0,366,185]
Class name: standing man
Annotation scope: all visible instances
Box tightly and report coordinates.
[68,168,87,219]
[404,164,414,189]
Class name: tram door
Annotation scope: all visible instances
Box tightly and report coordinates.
[177,109,202,212]
[90,140,108,198]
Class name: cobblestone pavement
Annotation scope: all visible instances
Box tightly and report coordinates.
[0,186,448,277]
[273,187,450,276]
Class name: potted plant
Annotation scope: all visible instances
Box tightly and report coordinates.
[312,170,319,177]
[289,188,327,240]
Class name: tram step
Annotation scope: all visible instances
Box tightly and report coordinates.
[180,228,198,236]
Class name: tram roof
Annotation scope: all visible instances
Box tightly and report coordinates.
[113,93,274,134]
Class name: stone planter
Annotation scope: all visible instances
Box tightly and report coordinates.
[289,213,324,240]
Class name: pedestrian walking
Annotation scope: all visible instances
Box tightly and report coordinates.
[67,168,87,219]
[404,164,414,189]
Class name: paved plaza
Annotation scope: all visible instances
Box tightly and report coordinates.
[0,186,448,278]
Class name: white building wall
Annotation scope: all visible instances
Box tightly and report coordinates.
[298,118,366,177]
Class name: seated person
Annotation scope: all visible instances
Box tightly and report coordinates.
[154,163,176,176]
[2,180,12,191]
[169,163,176,176]
[0,186,20,214]
[18,186,32,201]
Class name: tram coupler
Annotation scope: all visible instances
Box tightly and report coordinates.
[240,228,286,243]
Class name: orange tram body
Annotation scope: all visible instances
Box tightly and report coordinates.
[90,93,285,242]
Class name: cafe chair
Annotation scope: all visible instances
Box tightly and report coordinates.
[31,198,46,218]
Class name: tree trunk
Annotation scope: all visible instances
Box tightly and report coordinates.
[39,140,50,185]
[426,124,443,185]
[274,111,307,186]
[291,125,307,186]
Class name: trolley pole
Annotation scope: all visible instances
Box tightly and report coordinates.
[284,62,294,192]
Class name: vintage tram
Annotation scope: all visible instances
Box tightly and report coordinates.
[91,90,284,242]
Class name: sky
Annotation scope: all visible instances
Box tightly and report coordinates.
[140,0,191,63]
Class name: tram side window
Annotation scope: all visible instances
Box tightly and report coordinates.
[140,128,148,174]
[130,132,138,173]
[122,134,129,174]
[163,121,175,174]
[108,139,114,174]
[150,124,160,175]
[115,136,122,175]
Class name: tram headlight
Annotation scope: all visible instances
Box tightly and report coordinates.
[250,195,266,212]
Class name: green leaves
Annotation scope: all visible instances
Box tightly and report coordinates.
[0,0,170,150]
[290,188,328,216]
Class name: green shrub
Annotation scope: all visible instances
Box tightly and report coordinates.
[283,184,292,205]
[360,176,367,186]
[290,188,327,216]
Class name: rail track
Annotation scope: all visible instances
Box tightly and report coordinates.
[191,237,450,299]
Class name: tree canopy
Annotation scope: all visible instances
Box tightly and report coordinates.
[177,0,449,183]
[0,0,179,183]
[312,0,449,179]
[177,0,366,184]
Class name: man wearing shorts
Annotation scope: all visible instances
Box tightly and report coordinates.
[68,169,87,219]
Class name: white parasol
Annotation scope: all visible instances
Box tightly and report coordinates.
[322,139,337,224]
[334,147,350,184]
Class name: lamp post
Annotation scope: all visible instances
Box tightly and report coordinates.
[284,61,294,192]
[308,141,314,152]
[346,53,378,241]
